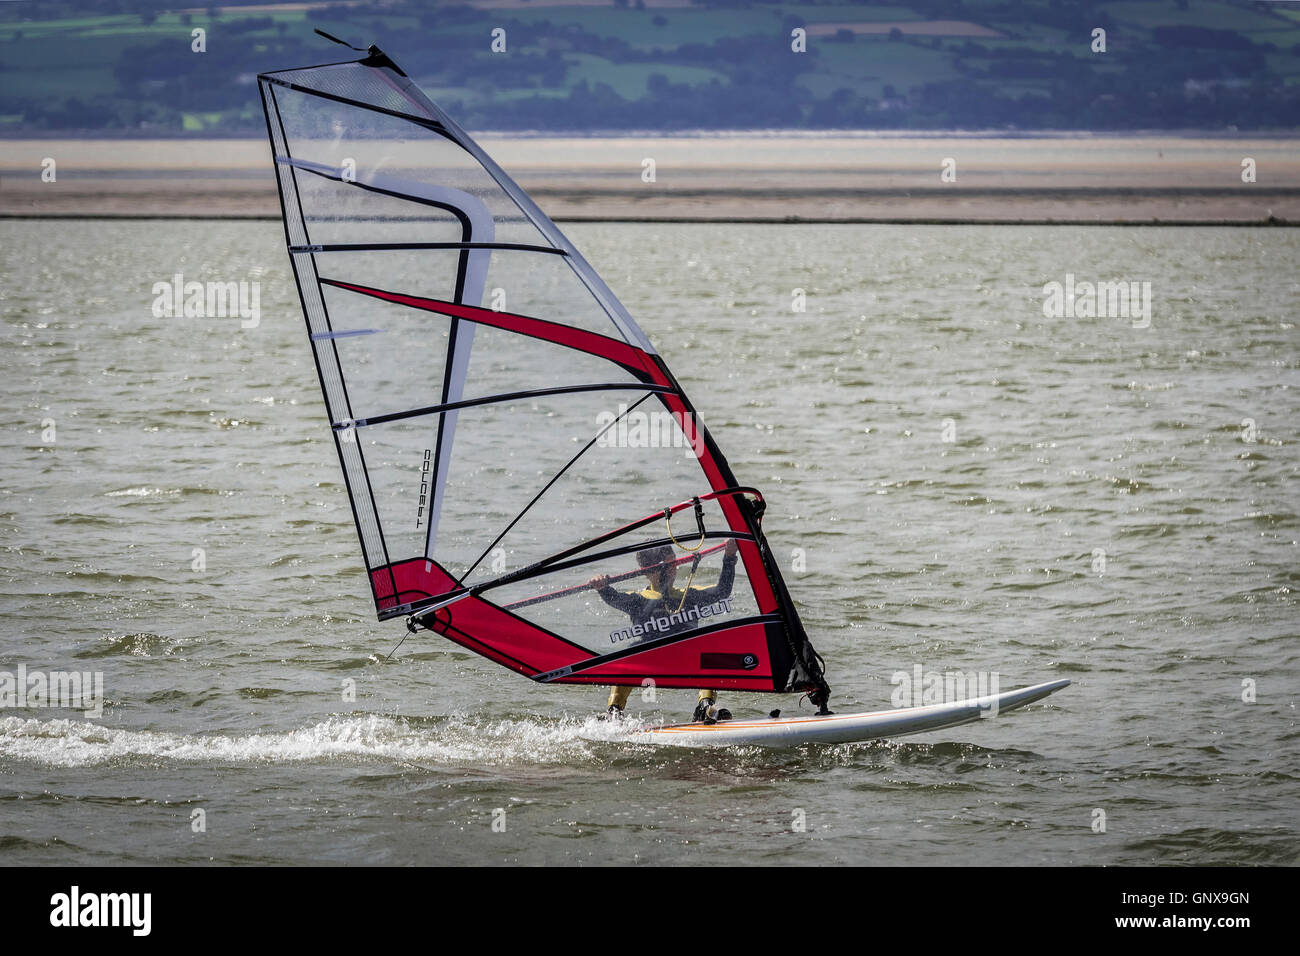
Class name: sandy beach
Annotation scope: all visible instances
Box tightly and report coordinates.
[1,135,1296,222]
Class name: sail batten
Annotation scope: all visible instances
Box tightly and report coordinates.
[335,382,673,431]
[258,46,830,701]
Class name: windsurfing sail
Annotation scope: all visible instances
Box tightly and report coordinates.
[258,42,830,705]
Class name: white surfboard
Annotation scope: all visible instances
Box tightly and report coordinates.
[620,679,1070,747]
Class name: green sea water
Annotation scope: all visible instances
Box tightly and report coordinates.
[0,220,1296,865]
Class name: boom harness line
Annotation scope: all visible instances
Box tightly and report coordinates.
[664,496,706,552]
[665,497,706,612]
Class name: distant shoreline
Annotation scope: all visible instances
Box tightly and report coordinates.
[4,136,1296,223]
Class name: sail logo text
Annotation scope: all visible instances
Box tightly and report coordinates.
[595,404,704,456]
[890,665,1000,716]
[415,448,432,529]
[49,886,151,936]
[1042,273,1151,328]
[0,664,103,718]
[610,597,732,643]
[151,272,261,329]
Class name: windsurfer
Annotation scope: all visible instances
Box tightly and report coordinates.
[587,539,739,723]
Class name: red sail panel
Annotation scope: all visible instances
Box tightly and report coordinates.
[552,623,781,689]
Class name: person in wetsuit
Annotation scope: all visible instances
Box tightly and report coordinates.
[586,538,739,723]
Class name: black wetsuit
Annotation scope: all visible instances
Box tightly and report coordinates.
[597,552,738,639]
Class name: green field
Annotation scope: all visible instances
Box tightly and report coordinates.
[798,38,965,100]
[0,0,1296,132]
[563,52,729,100]
[1098,0,1286,33]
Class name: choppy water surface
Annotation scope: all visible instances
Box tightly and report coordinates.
[0,220,1296,865]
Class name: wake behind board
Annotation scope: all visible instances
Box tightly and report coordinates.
[619,679,1070,748]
